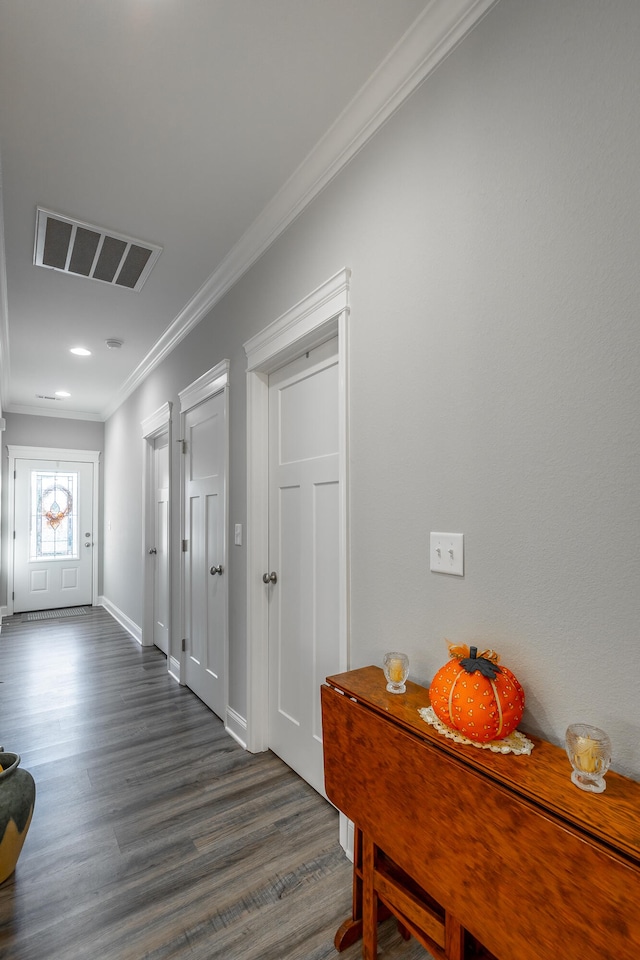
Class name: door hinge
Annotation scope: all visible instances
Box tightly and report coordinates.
[13,531,15,540]
[12,591,14,601]
[182,638,186,652]
[182,539,188,552]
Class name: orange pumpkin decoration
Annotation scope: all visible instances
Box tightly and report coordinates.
[429,644,525,743]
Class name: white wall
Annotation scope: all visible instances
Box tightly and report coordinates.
[103,0,640,778]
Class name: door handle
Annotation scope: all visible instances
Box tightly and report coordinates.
[262,571,277,584]
[148,547,157,555]
[210,564,223,575]
[85,542,92,547]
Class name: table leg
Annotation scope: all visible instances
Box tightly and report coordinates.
[445,914,465,960]
[334,826,364,951]
[362,834,378,960]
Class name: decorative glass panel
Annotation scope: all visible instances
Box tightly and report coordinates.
[30,470,79,561]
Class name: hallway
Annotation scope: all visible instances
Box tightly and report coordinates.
[0,608,428,960]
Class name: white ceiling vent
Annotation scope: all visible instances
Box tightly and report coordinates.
[34,207,162,292]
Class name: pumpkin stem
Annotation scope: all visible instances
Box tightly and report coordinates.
[460,645,501,679]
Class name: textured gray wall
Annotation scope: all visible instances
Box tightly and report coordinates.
[103,0,640,777]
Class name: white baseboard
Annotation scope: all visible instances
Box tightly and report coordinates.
[1,606,8,619]
[340,814,354,861]
[225,706,247,749]
[168,656,181,683]
[98,595,142,644]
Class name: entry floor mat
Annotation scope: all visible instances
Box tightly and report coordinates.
[22,607,90,622]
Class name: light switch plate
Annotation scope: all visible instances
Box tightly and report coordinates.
[430,532,464,576]
[234,523,243,546]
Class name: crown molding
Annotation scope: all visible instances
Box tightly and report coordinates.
[5,402,104,422]
[101,0,499,420]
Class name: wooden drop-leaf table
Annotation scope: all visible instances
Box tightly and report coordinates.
[321,666,640,960]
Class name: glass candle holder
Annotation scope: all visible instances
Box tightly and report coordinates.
[383,652,409,694]
[565,723,612,794]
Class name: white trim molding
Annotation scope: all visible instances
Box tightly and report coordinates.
[98,595,142,645]
[225,707,248,750]
[245,269,350,375]
[244,268,351,754]
[141,401,172,439]
[7,445,101,463]
[178,359,229,412]
[5,403,104,422]
[101,0,498,420]
[141,402,172,649]
[168,656,181,683]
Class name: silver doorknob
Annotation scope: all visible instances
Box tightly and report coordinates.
[210,564,223,575]
[262,571,277,584]
[148,547,157,555]
[85,542,92,547]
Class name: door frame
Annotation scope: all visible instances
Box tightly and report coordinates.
[141,402,172,651]
[244,267,351,755]
[178,359,230,696]
[6,445,101,617]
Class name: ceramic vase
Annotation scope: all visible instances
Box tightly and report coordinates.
[0,751,36,884]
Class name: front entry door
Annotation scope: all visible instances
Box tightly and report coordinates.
[13,458,94,612]
[182,389,227,720]
[267,337,340,796]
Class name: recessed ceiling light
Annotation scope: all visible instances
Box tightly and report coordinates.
[55,390,71,397]
[70,346,91,356]
[105,338,123,349]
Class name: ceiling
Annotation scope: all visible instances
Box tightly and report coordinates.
[0,0,493,421]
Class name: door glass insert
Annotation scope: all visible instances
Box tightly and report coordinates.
[30,470,79,560]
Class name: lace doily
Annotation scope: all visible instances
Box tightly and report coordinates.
[418,706,534,756]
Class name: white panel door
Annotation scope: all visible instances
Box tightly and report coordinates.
[183,391,227,720]
[13,459,94,612]
[151,434,170,654]
[267,337,340,795]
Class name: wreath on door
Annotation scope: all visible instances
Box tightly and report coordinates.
[42,485,72,530]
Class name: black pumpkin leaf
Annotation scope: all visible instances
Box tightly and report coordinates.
[459,645,502,679]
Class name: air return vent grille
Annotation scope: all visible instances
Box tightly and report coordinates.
[34,207,162,292]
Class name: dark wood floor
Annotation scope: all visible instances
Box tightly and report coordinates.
[0,607,430,960]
